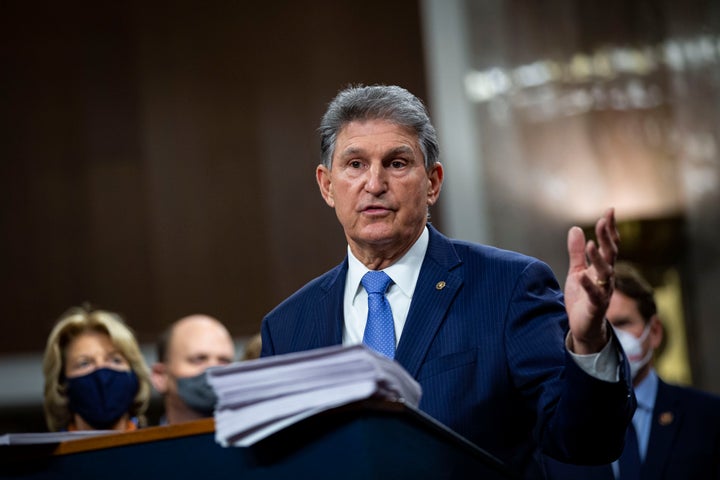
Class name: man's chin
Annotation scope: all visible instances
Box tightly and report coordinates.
[353,225,397,245]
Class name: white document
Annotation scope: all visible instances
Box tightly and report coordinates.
[207,344,421,447]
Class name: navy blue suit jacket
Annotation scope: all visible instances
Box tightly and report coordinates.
[543,378,720,479]
[261,225,635,477]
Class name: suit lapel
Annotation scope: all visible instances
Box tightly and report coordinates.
[643,380,682,479]
[291,262,347,351]
[395,225,463,378]
[301,227,463,375]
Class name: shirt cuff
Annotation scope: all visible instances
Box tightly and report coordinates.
[566,331,620,382]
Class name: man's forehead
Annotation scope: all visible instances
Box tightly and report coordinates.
[335,120,421,152]
[167,319,232,355]
[338,143,415,157]
[170,338,234,360]
[340,117,415,131]
[608,292,643,318]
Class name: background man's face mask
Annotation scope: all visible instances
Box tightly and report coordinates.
[176,371,218,416]
[614,324,653,379]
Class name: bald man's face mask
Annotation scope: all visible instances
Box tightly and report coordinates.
[176,371,218,416]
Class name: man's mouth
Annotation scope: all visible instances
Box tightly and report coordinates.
[362,205,391,214]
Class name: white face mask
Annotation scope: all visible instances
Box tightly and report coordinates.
[614,324,653,379]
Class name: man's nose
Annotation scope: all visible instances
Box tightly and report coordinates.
[365,164,387,194]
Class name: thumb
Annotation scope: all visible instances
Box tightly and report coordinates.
[567,226,587,274]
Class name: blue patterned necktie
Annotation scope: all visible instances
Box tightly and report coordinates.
[361,270,395,359]
[618,421,641,479]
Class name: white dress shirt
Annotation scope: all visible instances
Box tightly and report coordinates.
[342,227,429,346]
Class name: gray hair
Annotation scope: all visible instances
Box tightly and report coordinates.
[319,85,440,170]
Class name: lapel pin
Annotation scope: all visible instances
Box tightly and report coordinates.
[436,281,446,290]
[658,411,674,426]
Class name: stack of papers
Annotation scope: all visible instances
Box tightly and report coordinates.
[207,344,421,447]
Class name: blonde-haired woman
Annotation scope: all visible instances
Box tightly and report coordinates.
[43,305,151,432]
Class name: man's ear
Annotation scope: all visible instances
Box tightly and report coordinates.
[649,315,664,350]
[316,164,335,208]
[150,363,169,394]
[426,162,443,206]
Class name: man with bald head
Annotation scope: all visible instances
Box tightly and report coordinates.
[151,315,235,424]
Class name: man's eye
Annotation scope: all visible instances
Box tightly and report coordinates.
[349,160,363,168]
[189,356,208,365]
[390,160,406,168]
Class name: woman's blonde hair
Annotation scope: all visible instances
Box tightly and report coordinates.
[42,305,151,431]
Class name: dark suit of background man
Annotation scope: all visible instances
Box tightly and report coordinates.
[545,262,720,479]
[259,84,635,478]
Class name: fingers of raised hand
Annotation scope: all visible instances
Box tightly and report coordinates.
[585,240,614,293]
[595,209,619,265]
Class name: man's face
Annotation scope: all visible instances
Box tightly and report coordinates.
[607,291,662,359]
[152,316,235,405]
[165,318,235,379]
[316,119,442,262]
[607,291,647,337]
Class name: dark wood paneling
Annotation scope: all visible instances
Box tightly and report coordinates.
[0,0,429,352]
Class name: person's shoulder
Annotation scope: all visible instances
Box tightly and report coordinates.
[661,378,720,410]
[454,238,534,262]
[661,381,720,433]
[264,261,346,317]
[429,224,549,270]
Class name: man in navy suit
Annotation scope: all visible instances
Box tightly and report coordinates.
[544,262,720,479]
[260,85,635,478]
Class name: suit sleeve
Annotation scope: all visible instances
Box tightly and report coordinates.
[505,259,636,464]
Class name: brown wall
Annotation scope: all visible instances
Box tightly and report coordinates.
[1,1,433,353]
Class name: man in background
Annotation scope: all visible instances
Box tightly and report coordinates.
[151,314,235,424]
[546,262,720,479]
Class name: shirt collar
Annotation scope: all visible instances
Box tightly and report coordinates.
[347,226,429,302]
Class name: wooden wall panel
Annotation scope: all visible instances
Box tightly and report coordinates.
[0,0,429,353]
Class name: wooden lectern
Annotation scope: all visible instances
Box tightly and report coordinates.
[0,400,514,479]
